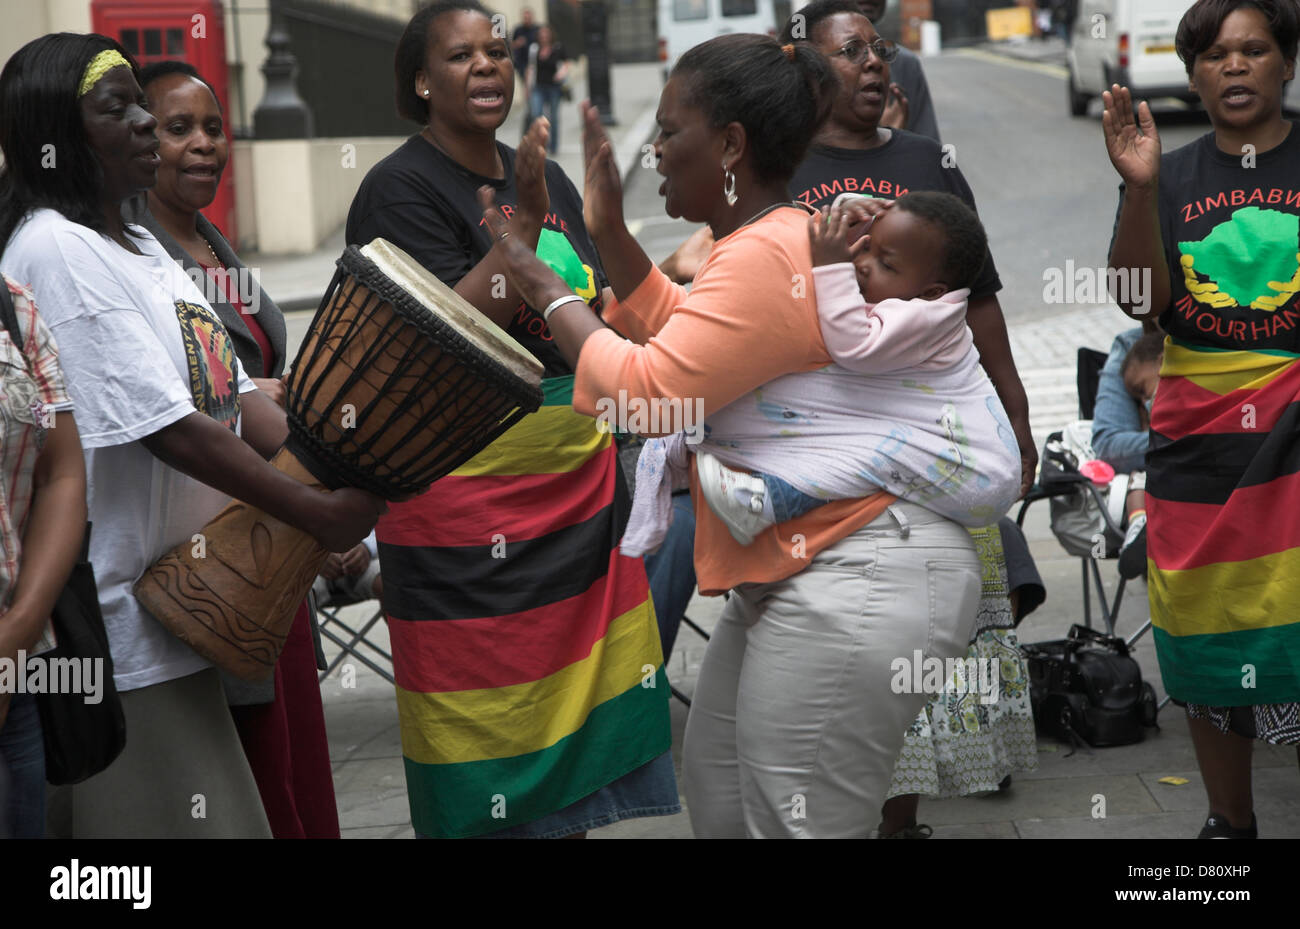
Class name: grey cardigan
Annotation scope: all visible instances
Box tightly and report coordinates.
[124,199,326,705]
[126,202,287,379]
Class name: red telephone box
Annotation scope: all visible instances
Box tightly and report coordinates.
[91,0,237,245]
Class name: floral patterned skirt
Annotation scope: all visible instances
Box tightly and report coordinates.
[886,526,1039,799]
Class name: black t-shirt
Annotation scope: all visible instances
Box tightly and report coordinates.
[1110,123,1300,351]
[789,130,1003,299]
[533,43,567,87]
[511,24,538,73]
[346,135,608,378]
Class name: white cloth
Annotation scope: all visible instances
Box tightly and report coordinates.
[2,209,256,691]
[708,273,1020,527]
[621,276,1021,552]
[620,436,690,557]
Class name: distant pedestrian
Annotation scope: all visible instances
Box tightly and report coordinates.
[528,25,569,153]
[512,7,539,134]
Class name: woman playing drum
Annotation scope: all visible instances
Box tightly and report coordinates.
[0,33,383,837]
[345,0,677,839]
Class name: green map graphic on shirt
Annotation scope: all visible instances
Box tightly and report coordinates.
[1179,206,1300,311]
[536,228,597,301]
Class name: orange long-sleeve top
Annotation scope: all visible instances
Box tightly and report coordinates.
[573,206,894,595]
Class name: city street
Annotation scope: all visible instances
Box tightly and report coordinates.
[306,49,1300,840]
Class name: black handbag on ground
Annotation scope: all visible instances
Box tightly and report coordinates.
[1,280,127,783]
[1021,624,1158,748]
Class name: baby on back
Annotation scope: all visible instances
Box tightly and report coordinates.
[697,190,1020,543]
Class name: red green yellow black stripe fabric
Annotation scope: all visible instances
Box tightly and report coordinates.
[376,375,670,838]
[1146,338,1300,705]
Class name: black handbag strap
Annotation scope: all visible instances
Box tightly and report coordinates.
[0,277,23,348]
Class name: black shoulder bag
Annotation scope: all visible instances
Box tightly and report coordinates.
[1021,624,1159,750]
[0,280,126,784]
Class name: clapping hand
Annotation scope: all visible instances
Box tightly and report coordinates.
[580,100,626,243]
[516,117,551,224]
[881,82,910,131]
[479,185,567,311]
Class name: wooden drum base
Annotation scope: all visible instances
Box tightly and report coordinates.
[134,448,330,681]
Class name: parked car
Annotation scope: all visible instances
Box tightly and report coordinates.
[657,0,780,79]
[1067,0,1197,116]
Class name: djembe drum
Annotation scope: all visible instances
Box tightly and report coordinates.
[134,239,544,680]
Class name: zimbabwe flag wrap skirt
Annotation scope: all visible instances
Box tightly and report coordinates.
[1147,338,1300,740]
[376,375,673,837]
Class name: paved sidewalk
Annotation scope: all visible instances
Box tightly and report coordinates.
[319,297,1300,839]
[248,62,663,313]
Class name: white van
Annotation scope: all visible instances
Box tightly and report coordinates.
[656,0,780,78]
[1067,0,1197,116]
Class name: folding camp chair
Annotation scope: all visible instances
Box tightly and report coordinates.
[1014,347,1170,711]
[1015,347,1137,639]
[315,595,394,685]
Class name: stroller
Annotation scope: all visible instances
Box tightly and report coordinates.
[1013,348,1171,741]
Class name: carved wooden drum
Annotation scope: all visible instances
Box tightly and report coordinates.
[134,239,545,680]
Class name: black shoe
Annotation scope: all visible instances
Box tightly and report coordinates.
[1197,813,1257,839]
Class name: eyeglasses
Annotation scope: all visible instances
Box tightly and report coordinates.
[833,39,898,66]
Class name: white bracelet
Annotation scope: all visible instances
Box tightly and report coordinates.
[543,294,586,322]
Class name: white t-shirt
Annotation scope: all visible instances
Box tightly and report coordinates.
[1,209,257,691]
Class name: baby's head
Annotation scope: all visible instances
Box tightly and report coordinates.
[1122,331,1165,408]
[851,191,987,305]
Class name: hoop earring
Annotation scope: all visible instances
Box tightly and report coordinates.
[722,162,738,207]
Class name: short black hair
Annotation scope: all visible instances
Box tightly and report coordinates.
[138,60,222,112]
[1122,331,1166,378]
[779,0,863,45]
[0,32,140,250]
[1176,0,1299,76]
[893,191,987,291]
[395,0,495,124]
[672,35,838,185]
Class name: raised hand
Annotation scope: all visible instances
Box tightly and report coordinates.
[580,100,625,243]
[661,225,715,284]
[516,117,551,223]
[1102,84,1161,190]
[881,82,910,131]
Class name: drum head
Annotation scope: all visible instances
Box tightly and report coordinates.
[360,239,543,388]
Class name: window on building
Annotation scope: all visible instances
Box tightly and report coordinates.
[721,0,757,16]
[673,0,708,21]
